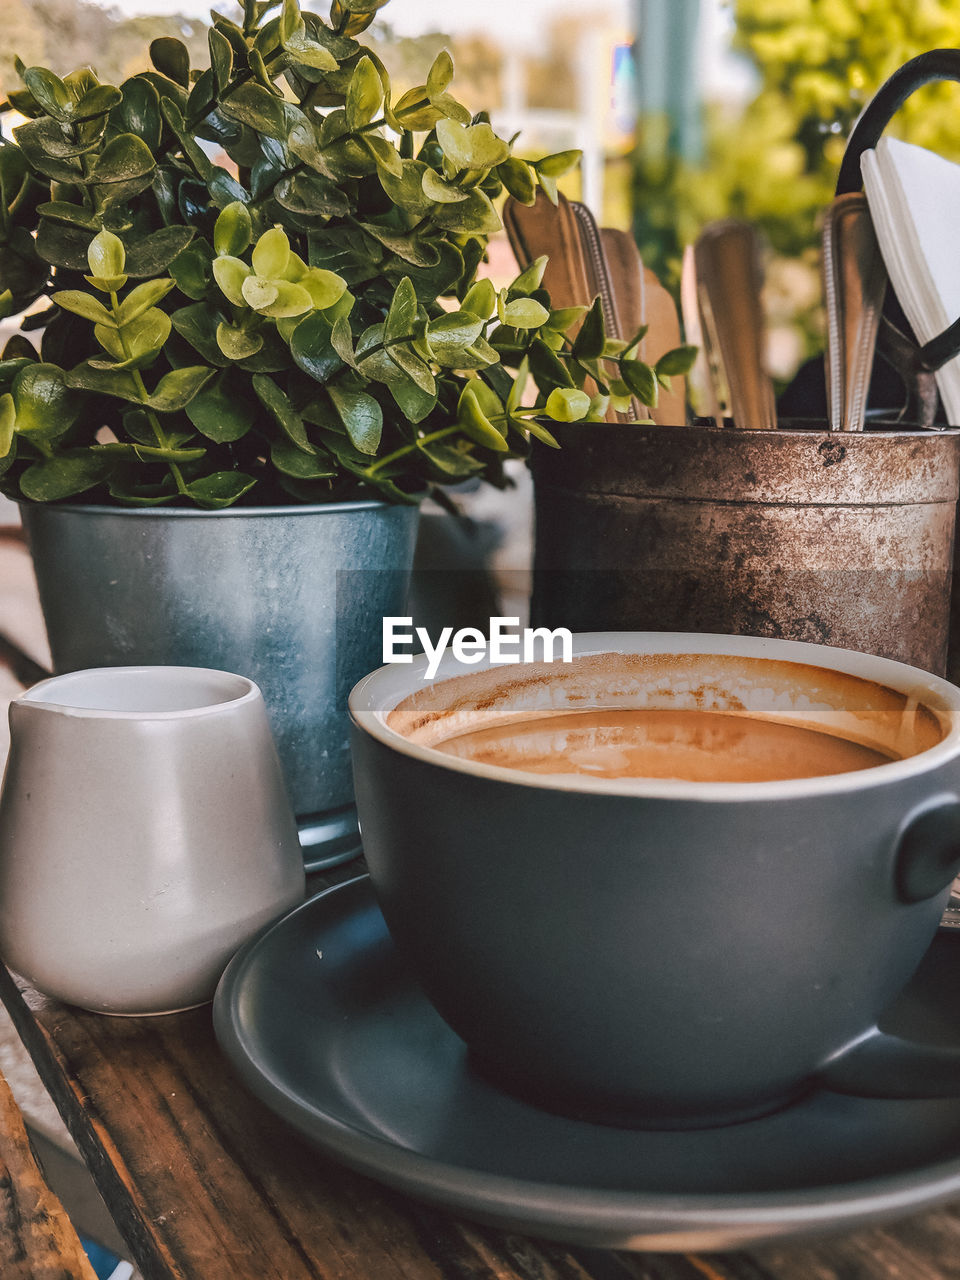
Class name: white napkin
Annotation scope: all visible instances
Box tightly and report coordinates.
[862,134,960,424]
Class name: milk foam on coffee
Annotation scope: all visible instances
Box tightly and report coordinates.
[386,652,945,782]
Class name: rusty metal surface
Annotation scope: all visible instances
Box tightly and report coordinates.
[531,422,960,677]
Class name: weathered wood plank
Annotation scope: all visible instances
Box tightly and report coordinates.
[0,953,632,1280]
[11,936,960,1280]
[0,1061,97,1280]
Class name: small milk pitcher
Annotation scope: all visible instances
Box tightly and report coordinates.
[0,666,305,1015]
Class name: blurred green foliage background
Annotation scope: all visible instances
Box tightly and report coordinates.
[634,0,960,379]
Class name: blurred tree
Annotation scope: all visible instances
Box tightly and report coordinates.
[365,25,449,94]
[0,0,45,96]
[0,0,212,92]
[525,20,578,110]
[633,0,960,370]
[445,35,503,114]
[101,13,209,84]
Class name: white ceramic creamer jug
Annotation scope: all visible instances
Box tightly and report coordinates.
[0,667,305,1014]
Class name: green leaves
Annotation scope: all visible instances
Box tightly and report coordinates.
[65,362,211,412]
[621,359,658,406]
[89,134,155,186]
[571,296,605,360]
[290,312,342,383]
[656,345,699,378]
[52,291,114,327]
[436,119,510,172]
[208,28,234,92]
[91,308,171,370]
[545,387,591,421]
[150,37,190,88]
[124,227,197,279]
[271,437,336,480]
[20,67,72,121]
[11,363,80,440]
[385,276,417,341]
[186,372,255,442]
[252,227,291,279]
[87,229,125,280]
[499,296,550,329]
[19,452,109,502]
[183,471,257,508]
[56,245,185,382]
[146,367,213,412]
[426,50,454,99]
[217,323,263,361]
[533,150,582,202]
[0,8,691,512]
[213,224,347,321]
[301,269,347,311]
[346,57,382,129]
[114,77,162,150]
[0,395,15,469]
[425,311,484,365]
[280,0,339,70]
[252,374,311,449]
[213,202,252,258]
[498,156,536,204]
[117,279,176,327]
[243,277,312,317]
[213,256,251,306]
[457,383,508,452]
[0,364,88,491]
[218,82,297,141]
[462,278,496,320]
[0,146,28,215]
[328,384,382,454]
[388,49,471,131]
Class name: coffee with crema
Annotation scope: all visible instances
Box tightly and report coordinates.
[386,651,944,784]
[431,707,895,782]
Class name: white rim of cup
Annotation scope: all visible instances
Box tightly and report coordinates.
[15,666,260,719]
[349,631,960,802]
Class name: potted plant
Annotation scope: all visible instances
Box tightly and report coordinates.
[0,0,694,864]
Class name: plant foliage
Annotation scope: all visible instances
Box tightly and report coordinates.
[0,0,693,508]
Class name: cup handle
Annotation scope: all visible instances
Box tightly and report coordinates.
[816,794,960,1099]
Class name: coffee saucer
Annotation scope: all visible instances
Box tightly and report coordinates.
[213,876,960,1252]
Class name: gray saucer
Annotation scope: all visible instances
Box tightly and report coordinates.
[213,876,960,1251]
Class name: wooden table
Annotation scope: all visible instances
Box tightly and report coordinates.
[0,1052,98,1280]
[6,535,960,1279]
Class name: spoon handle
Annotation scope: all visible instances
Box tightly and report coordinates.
[822,194,888,431]
[693,221,777,430]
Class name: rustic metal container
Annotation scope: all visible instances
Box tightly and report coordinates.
[531,422,960,677]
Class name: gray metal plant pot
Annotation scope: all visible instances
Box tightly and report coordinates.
[20,500,419,870]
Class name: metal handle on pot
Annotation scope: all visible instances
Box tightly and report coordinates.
[836,49,960,381]
[836,49,960,195]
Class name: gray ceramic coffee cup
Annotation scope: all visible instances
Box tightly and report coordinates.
[350,633,960,1128]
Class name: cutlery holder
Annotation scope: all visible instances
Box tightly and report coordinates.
[531,420,960,677]
[820,49,960,426]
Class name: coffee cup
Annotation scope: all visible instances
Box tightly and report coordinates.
[350,633,960,1128]
[0,666,305,1014]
